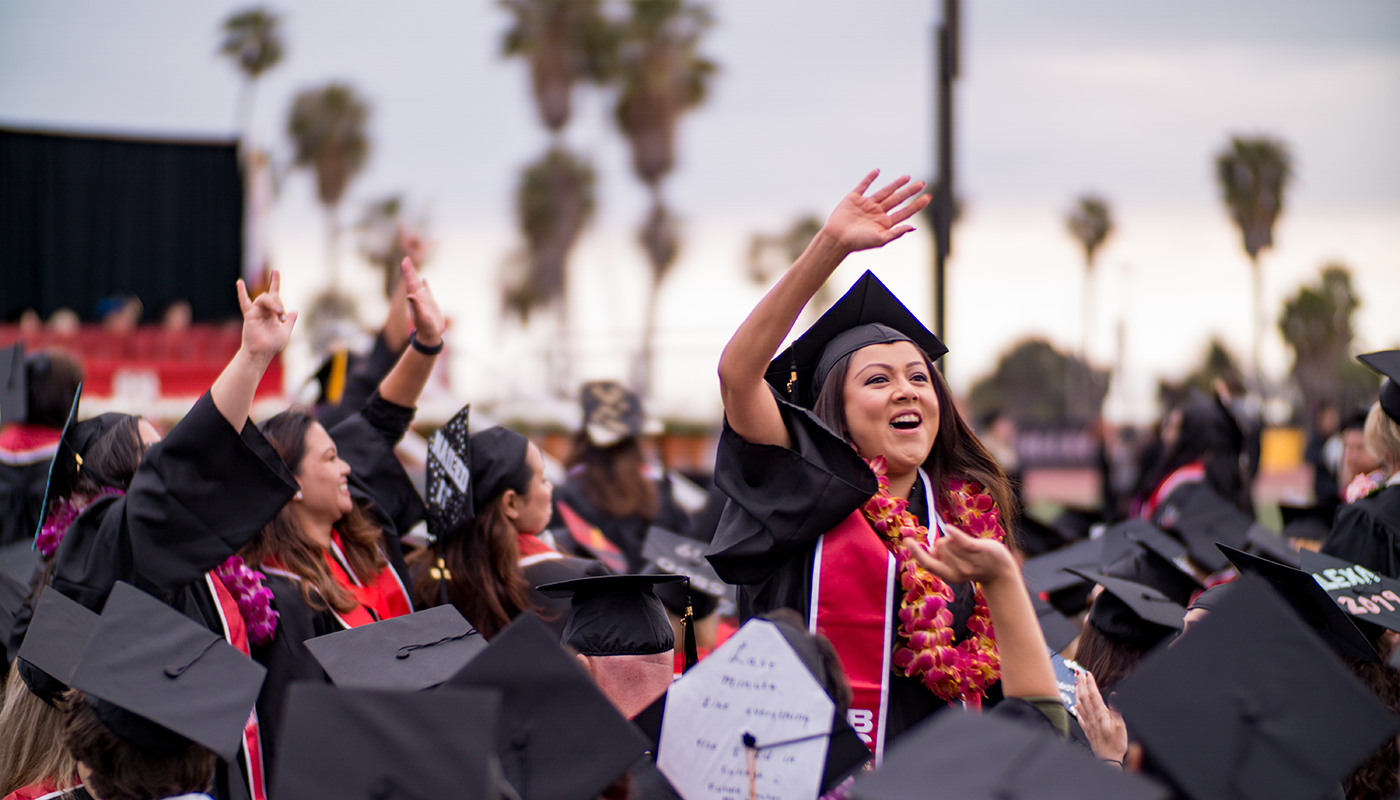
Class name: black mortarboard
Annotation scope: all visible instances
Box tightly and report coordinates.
[537,574,681,657]
[850,709,1168,800]
[1,343,25,425]
[1245,522,1300,567]
[273,683,504,800]
[425,403,473,540]
[1021,537,1103,596]
[68,582,267,761]
[581,380,645,448]
[1186,581,1235,613]
[304,605,487,691]
[765,271,947,409]
[1301,549,1400,635]
[1011,515,1067,557]
[1358,350,1400,423]
[1114,574,1399,800]
[1031,594,1081,654]
[1220,545,1382,663]
[442,612,650,800]
[468,427,532,517]
[36,384,130,537]
[642,526,728,619]
[1278,504,1331,543]
[1154,482,1252,572]
[1067,568,1185,649]
[16,587,99,704]
[1102,531,1204,608]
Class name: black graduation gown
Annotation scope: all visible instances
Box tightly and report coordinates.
[704,395,978,748]
[549,474,692,573]
[1322,484,1400,578]
[41,392,299,800]
[0,440,52,546]
[249,391,423,789]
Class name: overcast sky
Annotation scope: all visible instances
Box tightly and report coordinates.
[2,0,1397,423]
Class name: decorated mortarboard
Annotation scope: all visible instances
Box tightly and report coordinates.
[273,683,505,800]
[34,384,130,540]
[1115,574,1399,800]
[1220,544,1382,663]
[1358,350,1400,424]
[657,618,855,800]
[1154,482,1254,573]
[537,574,681,657]
[849,710,1168,800]
[1031,593,1081,654]
[1021,537,1103,596]
[425,404,472,541]
[304,605,487,691]
[764,271,947,409]
[442,612,650,800]
[16,587,99,705]
[1300,549,1400,636]
[1,342,25,425]
[580,380,646,448]
[1066,568,1185,649]
[68,582,267,761]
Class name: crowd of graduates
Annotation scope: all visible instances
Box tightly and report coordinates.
[1,172,1399,800]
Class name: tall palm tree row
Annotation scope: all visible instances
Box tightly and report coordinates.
[1065,193,1114,421]
[1215,135,1292,391]
[219,7,285,150]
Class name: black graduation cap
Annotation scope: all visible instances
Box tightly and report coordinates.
[764,271,947,409]
[1154,482,1253,573]
[1066,568,1185,649]
[1102,528,1205,608]
[35,384,130,538]
[580,380,645,448]
[425,403,472,542]
[441,612,650,800]
[1220,545,1382,663]
[1278,504,1331,543]
[273,683,504,800]
[1031,594,1081,654]
[1358,350,1400,423]
[1,342,25,425]
[1114,574,1399,800]
[1301,549,1400,635]
[303,605,487,691]
[849,709,1169,800]
[1245,522,1300,567]
[15,586,99,705]
[642,526,730,620]
[67,582,267,761]
[1021,537,1103,596]
[537,574,681,657]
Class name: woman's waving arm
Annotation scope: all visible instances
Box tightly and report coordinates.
[717,171,928,448]
[377,257,445,409]
[211,270,297,431]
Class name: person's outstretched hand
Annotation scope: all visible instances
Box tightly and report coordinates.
[236,270,297,363]
[1075,668,1129,765]
[400,257,444,347]
[822,170,931,253]
[901,524,1016,587]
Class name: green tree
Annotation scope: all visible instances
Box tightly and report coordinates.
[219,7,284,146]
[968,338,1110,427]
[287,83,371,293]
[1279,264,1374,418]
[1216,135,1292,390]
[500,0,617,134]
[504,147,597,323]
[1157,337,1246,411]
[614,0,716,396]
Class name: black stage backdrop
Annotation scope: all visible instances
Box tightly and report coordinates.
[0,127,243,322]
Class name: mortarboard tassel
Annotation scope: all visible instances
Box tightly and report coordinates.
[682,599,699,672]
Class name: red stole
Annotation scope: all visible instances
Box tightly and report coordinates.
[555,502,628,573]
[322,531,412,629]
[1144,462,1205,520]
[205,573,267,800]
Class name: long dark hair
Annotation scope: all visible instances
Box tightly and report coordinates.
[1145,393,1250,513]
[811,347,1019,538]
[565,433,658,520]
[1343,652,1400,800]
[1071,622,1147,692]
[408,458,540,639]
[240,409,388,614]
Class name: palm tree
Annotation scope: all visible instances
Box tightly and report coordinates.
[500,0,617,135]
[1065,194,1113,364]
[505,147,597,323]
[614,0,716,396]
[219,7,284,148]
[287,83,371,293]
[1216,135,1292,391]
[1279,264,1373,418]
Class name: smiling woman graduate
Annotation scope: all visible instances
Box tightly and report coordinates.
[708,172,1044,759]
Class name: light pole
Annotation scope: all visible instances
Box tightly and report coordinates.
[931,0,959,359]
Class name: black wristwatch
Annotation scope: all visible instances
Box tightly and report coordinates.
[409,329,444,356]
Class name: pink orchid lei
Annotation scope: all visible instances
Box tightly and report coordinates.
[213,556,279,646]
[36,488,125,558]
[861,456,1002,703]
[1345,470,1387,504]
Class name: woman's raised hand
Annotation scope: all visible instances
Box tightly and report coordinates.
[902,524,1016,587]
[1075,669,1129,765]
[400,257,444,347]
[235,270,297,364]
[822,170,931,254]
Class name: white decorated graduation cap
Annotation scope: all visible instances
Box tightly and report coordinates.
[273,683,505,800]
[1358,350,1400,424]
[1301,549,1400,636]
[1,342,25,425]
[425,403,472,541]
[16,586,99,705]
[68,582,267,762]
[850,711,1169,800]
[580,380,648,448]
[657,618,838,800]
[765,271,947,409]
[1115,574,1399,800]
[304,604,487,691]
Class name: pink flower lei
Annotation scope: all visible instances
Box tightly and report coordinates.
[36,488,126,558]
[213,556,279,646]
[861,456,1002,704]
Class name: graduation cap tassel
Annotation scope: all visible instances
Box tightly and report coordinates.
[682,601,699,673]
[431,539,451,607]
